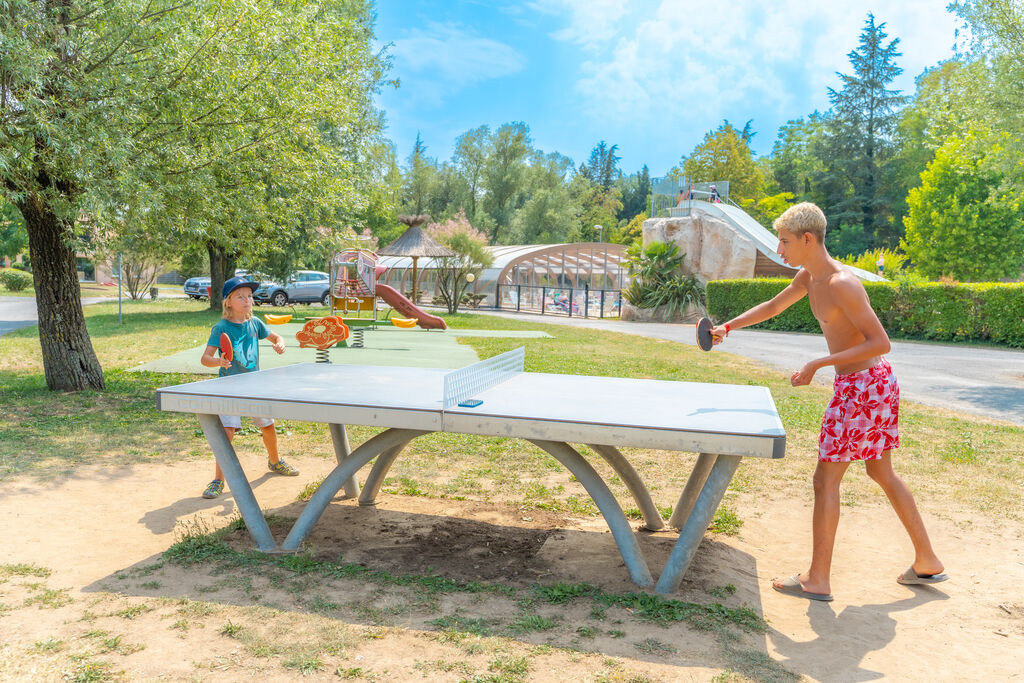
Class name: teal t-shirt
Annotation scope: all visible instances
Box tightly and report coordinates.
[207,317,270,377]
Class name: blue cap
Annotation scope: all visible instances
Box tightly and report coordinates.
[222,276,259,299]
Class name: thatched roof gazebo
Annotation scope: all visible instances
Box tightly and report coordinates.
[379,215,454,303]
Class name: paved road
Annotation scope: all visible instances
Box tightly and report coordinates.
[0,295,112,337]
[479,310,1024,427]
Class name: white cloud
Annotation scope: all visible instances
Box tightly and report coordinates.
[539,0,959,146]
[389,21,527,107]
[527,0,632,48]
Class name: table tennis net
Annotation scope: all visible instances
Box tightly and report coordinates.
[443,346,525,409]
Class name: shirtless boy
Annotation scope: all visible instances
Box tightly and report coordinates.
[710,202,946,601]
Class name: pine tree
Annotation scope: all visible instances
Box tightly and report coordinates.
[825,14,908,246]
[579,141,621,189]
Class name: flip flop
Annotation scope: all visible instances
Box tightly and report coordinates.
[772,575,834,602]
[897,566,949,585]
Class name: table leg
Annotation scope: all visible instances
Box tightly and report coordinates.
[668,453,717,529]
[587,444,664,531]
[358,443,409,506]
[282,428,428,551]
[197,413,277,552]
[655,454,740,594]
[529,440,654,587]
[328,423,361,499]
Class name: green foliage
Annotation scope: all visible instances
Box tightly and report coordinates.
[617,165,652,223]
[837,248,907,276]
[708,278,1024,346]
[682,122,766,202]
[570,175,624,243]
[425,211,494,314]
[623,242,706,318]
[578,141,621,188]
[613,211,647,246]
[902,135,1024,281]
[742,191,795,227]
[0,269,32,292]
[0,201,27,261]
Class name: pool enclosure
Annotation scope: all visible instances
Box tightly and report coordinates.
[376,242,628,316]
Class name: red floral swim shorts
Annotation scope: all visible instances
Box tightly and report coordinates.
[819,359,899,462]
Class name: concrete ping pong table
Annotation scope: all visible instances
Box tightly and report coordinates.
[156,347,786,594]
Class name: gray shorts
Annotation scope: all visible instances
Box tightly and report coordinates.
[219,415,275,430]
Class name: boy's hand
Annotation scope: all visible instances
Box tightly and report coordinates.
[217,357,232,369]
[790,361,818,386]
[709,325,728,345]
[271,337,286,354]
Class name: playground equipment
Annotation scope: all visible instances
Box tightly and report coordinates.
[296,316,350,363]
[263,313,293,325]
[390,317,418,328]
[330,249,447,332]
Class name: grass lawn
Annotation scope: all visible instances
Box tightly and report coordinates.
[1,298,1021,516]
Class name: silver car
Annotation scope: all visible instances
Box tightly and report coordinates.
[183,269,250,300]
[254,270,330,306]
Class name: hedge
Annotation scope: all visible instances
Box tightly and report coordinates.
[707,278,1024,348]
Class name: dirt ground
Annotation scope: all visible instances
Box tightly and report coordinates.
[1,453,1022,682]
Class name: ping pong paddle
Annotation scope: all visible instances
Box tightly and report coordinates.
[696,317,714,352]
[219,332,233,362]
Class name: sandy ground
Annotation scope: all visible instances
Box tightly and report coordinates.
[1,453,1023,681]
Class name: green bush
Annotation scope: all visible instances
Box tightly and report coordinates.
[623,242,706,317]
[0,269,32,292]
[707,278,1024,347]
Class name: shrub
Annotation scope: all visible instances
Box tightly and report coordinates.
[0,269,32,292]
[707,278,1024,347]
[623,242,706,318]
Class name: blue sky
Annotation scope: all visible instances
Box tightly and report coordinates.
[374,1,961,178]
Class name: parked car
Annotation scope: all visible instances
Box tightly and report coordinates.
[254,270,330,306]
[183,269,250,300]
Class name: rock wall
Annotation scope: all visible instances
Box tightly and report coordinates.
[642,213,758,281]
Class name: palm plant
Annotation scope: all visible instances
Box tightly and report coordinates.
[623,242,705,318]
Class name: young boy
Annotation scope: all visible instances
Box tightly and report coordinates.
[199,276,299,499]
[710,203,946,601]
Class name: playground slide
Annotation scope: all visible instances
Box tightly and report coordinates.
[375,283,447,330]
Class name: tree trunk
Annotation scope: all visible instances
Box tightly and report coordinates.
[18,194,105,391]
[207,242,226,311]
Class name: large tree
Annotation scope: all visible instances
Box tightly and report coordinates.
[452,125,491,222]
[681,122,766,202]
[823,13,908,246]
[902,134,1024,280]
[0,1,389,390]
[482,122,531,243]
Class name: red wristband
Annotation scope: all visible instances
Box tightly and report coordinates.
[724,323,731,335]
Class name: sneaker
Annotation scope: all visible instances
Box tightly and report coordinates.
[202,479,224,499]
[268,459,299,476]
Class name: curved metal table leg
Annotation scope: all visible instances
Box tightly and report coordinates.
[587,443,664,531]
[358,442,411,506]
[281,428,429,551]
[668,453,717,529]
[655,454,740,594]
[328,423,361,499]
[529,439,654,587]
[198,413,277,551]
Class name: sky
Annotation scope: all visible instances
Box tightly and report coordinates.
[374,1,962,178]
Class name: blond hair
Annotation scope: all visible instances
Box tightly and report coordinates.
[773,202,827,242]
[221,287,254,320]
